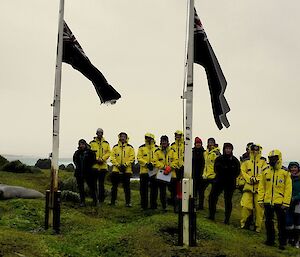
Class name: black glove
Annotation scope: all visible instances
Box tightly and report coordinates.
[147,163,154,171]
[119,164,126,173]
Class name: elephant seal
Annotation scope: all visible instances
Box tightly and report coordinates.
[0,184,44,199]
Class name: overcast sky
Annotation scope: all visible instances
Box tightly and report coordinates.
[0,0,299,162]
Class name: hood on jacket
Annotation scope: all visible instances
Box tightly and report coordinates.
[268,149,283,170]
[223,142,233,156]
[174,130,184,144]
[249,144,262,159]
[145,132,156,145]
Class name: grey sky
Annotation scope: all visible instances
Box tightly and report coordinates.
[0,0,299,161]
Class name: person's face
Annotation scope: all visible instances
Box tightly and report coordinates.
[207,140,215,150]
[290,165,300,176]
[175,134,182,140]
[268,155,279,167]
[120,134,127,143]
[96,131,103,139]
[252,149,259,157]
[79,142,86,150]
[224,147,232,155]
[161,140,169,148]
[195,142,202,148]
[145,136,152,144]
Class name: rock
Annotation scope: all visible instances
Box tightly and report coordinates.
[65,163,75,172]
[35,159,51,169]
[0,184,44,199]
[59,164,66,170]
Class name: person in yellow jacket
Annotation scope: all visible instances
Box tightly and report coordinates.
[153,135,179,210]
[90,128,111,203]
[198,138,220,210]
[236,142,254,191]
[110,132,135,207]
[137,133,158,210]
[171,130,185,179]
[258,149,292,250]
[240,144,267,232]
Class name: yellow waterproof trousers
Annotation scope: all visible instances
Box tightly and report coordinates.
[240,192,264,232]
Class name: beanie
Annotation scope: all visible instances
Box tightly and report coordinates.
[194,137,202,144]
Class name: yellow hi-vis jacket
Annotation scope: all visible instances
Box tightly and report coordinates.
[171,131,184,168]
[110,136,135,174]
[202,147,220,179]
[137,133,158,174]
[241,145,268,193]
[90,137,111,170]
[258,149,292,207]
[153,146,179,178]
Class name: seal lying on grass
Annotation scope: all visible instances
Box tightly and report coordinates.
[0,184,44,199]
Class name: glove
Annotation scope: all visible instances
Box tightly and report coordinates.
[250,176,257,184]
[119,164,126,173]
[97,158,104,164]
[163,166,171,175]
[146,163,154,171]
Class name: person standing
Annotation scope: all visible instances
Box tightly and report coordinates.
[258,149,292,250]
[198,138,220,210]
[192,137,205,210]
[153,135,179,210]
[110,132,135,207]
[208,143,240,223]
[240,144,267,232]
[285,162,300,248]
[90,128,111,203]
[137,133,158,210]
[73,139,96,206]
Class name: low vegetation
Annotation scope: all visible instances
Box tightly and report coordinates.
[0,169,299,257]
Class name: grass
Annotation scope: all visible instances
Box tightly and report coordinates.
[0,170,300,257]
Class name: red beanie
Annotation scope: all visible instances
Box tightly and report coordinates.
[194,137,202,144]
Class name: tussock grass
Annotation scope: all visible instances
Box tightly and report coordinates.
[0,170,299,257]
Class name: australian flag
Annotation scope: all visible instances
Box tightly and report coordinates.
[62,21,121,104]
[194,9,230,129]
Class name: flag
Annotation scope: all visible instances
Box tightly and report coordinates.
[194,9,230,130]
[62,21,121,104]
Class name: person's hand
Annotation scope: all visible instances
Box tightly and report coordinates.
[146,163,154,171]
[163,166,171,175]
[97,158,104,164]
[119,164,126,173]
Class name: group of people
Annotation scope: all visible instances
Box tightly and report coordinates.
[72,128,300,250]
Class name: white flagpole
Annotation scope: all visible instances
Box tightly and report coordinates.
[48,0,65,229]
[182,0,195,246]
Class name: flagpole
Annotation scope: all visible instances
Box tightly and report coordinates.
[181,0,196,246]
[46,0,64,232]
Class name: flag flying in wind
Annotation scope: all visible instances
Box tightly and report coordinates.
[62,21,121,103]
[194,9,230,130]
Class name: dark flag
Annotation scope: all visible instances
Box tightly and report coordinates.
[194,9,230,129]
[63,21,121,103]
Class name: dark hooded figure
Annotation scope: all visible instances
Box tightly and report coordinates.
[208,143,240,224]
[73,139,97,206]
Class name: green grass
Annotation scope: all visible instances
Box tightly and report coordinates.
[0,170,299,257]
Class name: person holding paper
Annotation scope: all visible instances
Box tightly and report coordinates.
[153,135,179,210]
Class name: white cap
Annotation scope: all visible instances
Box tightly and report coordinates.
[96,128,104,134]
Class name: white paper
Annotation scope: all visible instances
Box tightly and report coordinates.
[156,169,172,183]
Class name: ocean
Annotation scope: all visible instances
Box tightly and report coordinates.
[2,155,73,166]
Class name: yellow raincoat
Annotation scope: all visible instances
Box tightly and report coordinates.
[90,137,111,170]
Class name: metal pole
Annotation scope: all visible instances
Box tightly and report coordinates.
[181,0,195,246]
[47,0,65,229]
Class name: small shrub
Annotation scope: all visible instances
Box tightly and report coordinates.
[0,155,9,168]
[59,164,66,170]
[1,160,37,173]
[65,163,75,172]
[61,190,80,203]
[35,159,51,169]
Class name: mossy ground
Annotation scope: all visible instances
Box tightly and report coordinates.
[0,170,299,257]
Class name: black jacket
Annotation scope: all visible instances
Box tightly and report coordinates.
[73,148,96,177]
[214,154,240,185]
[192,146,205,179]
